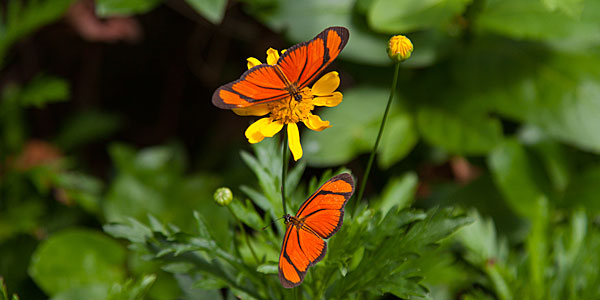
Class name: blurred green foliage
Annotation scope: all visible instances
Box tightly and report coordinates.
[2,0,600,299]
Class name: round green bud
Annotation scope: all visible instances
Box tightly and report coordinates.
[214,187,233,206]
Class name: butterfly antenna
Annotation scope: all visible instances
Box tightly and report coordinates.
[262,216,285,230]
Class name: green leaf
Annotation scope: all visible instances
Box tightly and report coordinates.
[456,210,507,266]
[229,199,264,230]
[541,0,583,17]
[52,171,103,215]
[256,264,277,274]
[18,75,69,108]
[304,87,417,167]
[476,0,600,47]
[254,0,391,65]
[95,0,161,17]
[29,229,126,296]
[0,0,74,66]
[379,113,418,168]
[563,165,600,213]
[193,211,211,240]
[192,276,226,290]
[451,38,600,153]
[50,285,108,300]
[54,111,120,151]
[417,106,503,154]
[368,0,472,32]
[525,196,549,297]
[488,139,547,218]
[185,0,227,24]
[338,208,471,297]
[523,131,572,193]
[103,218,152,244]
[0,277,16,300]
[374,173,418,221]
[107,274,156,300]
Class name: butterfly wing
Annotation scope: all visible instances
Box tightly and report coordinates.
[278,224,327,288]
[278,173,355,288]
[277,26,349,90]
[296,173,354,238]
[212,64,290,109]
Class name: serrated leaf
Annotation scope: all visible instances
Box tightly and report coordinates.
[456,210,505,266]
[103,218,152,244]
[193,211,211,239]
[229,199,263,230]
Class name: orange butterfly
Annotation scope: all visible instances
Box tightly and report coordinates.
[278,173,355,288]
[212,26,349,109]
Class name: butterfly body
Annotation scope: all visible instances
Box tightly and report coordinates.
[278,173,355,288]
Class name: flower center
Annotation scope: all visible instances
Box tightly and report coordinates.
[268,88,314,124]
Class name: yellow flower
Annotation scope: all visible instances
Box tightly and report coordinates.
[387,35,413,62]
[233,48,343,161]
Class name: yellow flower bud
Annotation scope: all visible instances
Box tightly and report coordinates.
[213,187,233,206]
[387,35,413,62]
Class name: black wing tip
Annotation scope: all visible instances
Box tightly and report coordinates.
[331,172,355,191]
[321,26,350,47]
[279,265,306,289]
[211,87,235,110]
[278,240,328,288]
[211,91,245,110]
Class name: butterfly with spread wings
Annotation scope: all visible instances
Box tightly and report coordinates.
[211,26,349,161]
[212,26,349,109]
[278,173,355,288]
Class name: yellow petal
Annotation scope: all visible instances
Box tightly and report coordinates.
[287,123,303,161]
[303,114,331,131]
[260,120,284,137]
[245,118,271,144]
[233,104,270,116]
[312,71,339,95]
[266,48,280,65]
[312,91,343,107]
[247,57,262,69]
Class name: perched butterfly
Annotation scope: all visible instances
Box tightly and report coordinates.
[212,26,349,109]
[278,173,355,288]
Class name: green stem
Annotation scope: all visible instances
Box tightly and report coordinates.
[356,62,401,204]
[227,206,259,264]
[281,129,289,216]
[485,262,512,300]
